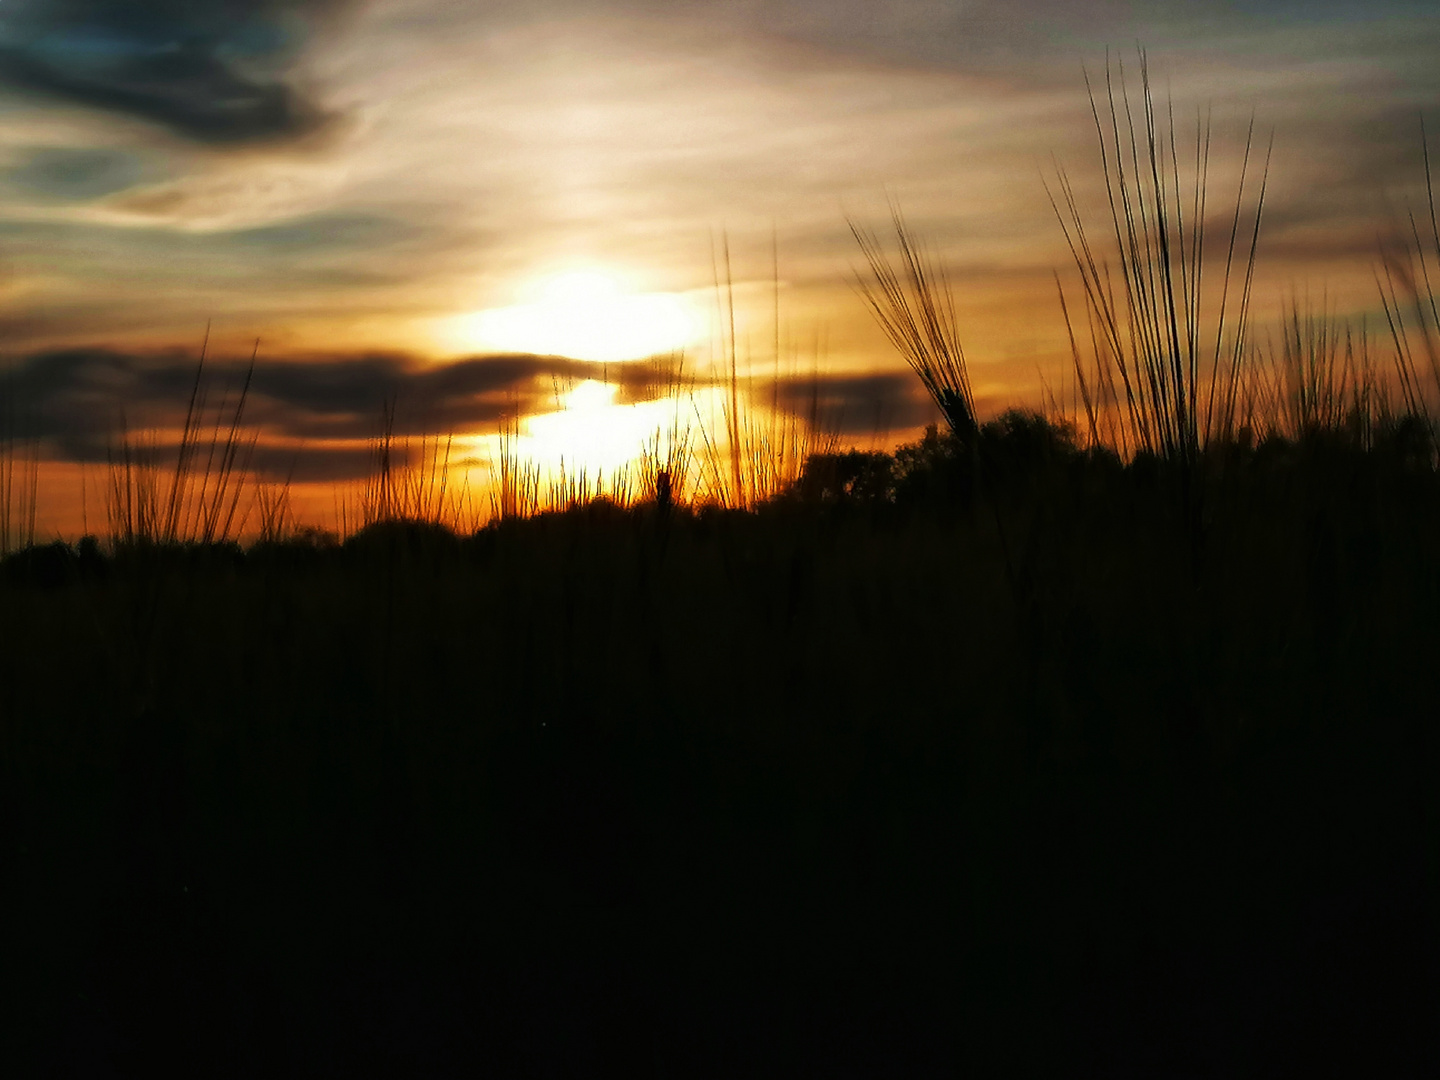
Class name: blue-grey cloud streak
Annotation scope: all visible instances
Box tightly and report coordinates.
[0,0,349,143]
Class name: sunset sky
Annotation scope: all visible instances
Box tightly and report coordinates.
[1,0,1437,531]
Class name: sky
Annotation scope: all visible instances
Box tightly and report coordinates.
[1,0,1437,531]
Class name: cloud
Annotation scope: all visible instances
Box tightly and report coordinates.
[3,346,928,480]
[771,371,936,437]
[2,145,150,200]
[0,1,349,144]
[5,348,578,464]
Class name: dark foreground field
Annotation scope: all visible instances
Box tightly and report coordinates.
[3,423,1439,1076]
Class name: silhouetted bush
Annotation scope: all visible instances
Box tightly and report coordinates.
[1,539,75,588]
[892,423,973,510]
[342,517,461,561]
[790,450,896,505]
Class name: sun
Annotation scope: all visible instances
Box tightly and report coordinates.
[524,379,669,470]
[461,375,698,487]
[446,268,702,362]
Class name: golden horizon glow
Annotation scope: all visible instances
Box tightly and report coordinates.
[444,268,703,362]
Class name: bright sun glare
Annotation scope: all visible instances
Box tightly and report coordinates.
[464,376,731,482]
[450,268,701,362]
[514,378,676,473]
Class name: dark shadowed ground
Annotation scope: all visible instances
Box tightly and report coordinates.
[2,422,1438,1076]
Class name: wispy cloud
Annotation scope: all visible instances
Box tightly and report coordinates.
[0,1,352,145]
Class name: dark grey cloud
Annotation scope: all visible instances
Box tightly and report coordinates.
[0,1,349,144]
[5,348,588,467]
[3,347,688,474]
[2,346,920,480]
[771,371,935,437]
